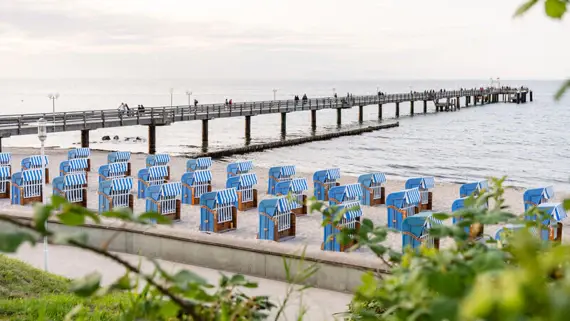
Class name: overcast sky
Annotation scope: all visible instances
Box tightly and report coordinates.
[0,0,568,80]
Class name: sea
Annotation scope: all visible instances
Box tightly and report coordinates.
[1,78,568,191]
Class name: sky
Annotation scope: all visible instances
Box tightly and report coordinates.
[0,0,568,80]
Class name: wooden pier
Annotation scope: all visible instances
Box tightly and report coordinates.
[0,87,531,154]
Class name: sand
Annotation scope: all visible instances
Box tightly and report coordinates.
[1,147,568,256]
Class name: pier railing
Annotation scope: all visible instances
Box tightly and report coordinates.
[0,88,527,137]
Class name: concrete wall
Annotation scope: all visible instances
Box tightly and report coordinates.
[1,209,389,293]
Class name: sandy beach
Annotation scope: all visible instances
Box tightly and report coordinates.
[1,147,568,256]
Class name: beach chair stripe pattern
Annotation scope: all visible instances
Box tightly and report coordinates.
[372,173,387,184]
[196,157,213,168]
[69,148,90,159]
[290,178,308,193]
[69,158,88,170]
[345,183,363,199]
[160,182,182,197]
[422,177,436,189]
[216,188,238,205]
[64,173,86,186]
[0,166,10,178]
[148,166,169,179]
[111,177,133,191]
[277,197,293,213]
[237,161,254,173]
[239,173,258,186]
[109,151,131,163]
[194,170,212,182]
[0,153,11,166]
[109,162,128,174]
[538,203,567,222]
[23,169,43,181]
[327,168,341,180]
[153,154,171,165]
[342,201,362,220]
[405,188,421,204]
[543,186,554,199]
[25,156,49,167]
[423,215,444,230]
[281,166,296,177]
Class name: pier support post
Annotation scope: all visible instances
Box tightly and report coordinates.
[311,109,317,130]
[395,102,400,118]
[456,97,460,110]
[245,116,251,145]
[530,91,533,102]
[473,96,476,106]
[378,104,383,119]
[80,129,89,148]
[281,112,287,137]
[423,100,427,113]
[202,119,209,147]
[148,125,156,155]
[336,108,342,126]
[358,106,364,123]
[516,93,521,104]
[410,101,414,116]
[0,138,2,153]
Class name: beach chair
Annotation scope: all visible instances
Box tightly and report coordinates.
[137,165,169,199]
[186,157,212,172]
[452,196,488,239]
[21,155,49,183]
[523,187,554,220]
[529,203,567,242]
[258,197,296,242]
[322,200,363,252]
[459,180,488,198]
[108,151,132,176]
[146,154,171,180]
[226,160,253,179]
[59,159,89,181]
[267,165,296,195]
[312,168,341,201]
[53,173,87,207]
[226,173,258,211]
[386,188,421,231]
[358,172,387,206]
[68,148,91,171]
[98,177,134,213]
[0,152,11,172]
[145,182,182,222]
[0,166,10,199]
[405,177,435,211]
[98,162,129,183]
[181,170,213,205]
[402,212,443,251]
[200,188,238,233]
[274,177,309,216]
[11,169,43,205]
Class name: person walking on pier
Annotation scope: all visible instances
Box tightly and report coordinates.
[194,99,198,107]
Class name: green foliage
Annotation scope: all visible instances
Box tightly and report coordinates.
[0,255,68,298]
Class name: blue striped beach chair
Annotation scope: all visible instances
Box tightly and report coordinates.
[137,165,169,199]
[11,168,43,205]
[226,173,258,211]
[0,165,11,199]
[21,155,49,183]
[68,148,91,171]
[402,212,443,251]
[53,173,88,207]
[258,197,296,242]
[274,177,309,216]
[358,172,387,206]
[108,151,132,176]
[98,177,134,213]
[98,162,129,183]
[267,165,296,195]
[200,188,238,233]
[322,184,363,252]
[523,186,554,220]
[146,154,171,180]
[386,188,421,231]
[405,177,435,211]
[146,182,182,222]
[186,157,212,172]
[312,168,341,201]
[0,152,11,171]
[226,160,253,179]
[181,170,212,205]
[60,158,89,181]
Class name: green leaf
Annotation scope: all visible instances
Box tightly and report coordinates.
[69,272,101,297]
[545,0,567,18]
[172,269,208,286]
[514,0,538,16]
[555,79,570,101]
[33,203,52,233]
[138,212,172,225]
[51,194,68,209]
[159,300,180,318]
[0,231,36,252]
[52,232,88,245]
[101,209,135,221]
[563,199,570,211]
[432,213,450,221]
[57,211,86,226]
[110,273,134,290]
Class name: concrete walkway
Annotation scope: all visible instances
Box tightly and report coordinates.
[9,244,352,320]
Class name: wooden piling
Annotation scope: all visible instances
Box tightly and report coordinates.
[148,125,156,155]
[80,129,89,148]
[395,102,400,118]
[336,108,342,126]
[245,116,251,144]
[530,91,533,102]
[378,104,383,119]
[358,106,364,123]
[456,97,460,110]
[410,101,414,116]
[202,119,209,145]
[281,112,287,136]
[311,109,317,129]
[423,100,427,113]
[0,137,2,153]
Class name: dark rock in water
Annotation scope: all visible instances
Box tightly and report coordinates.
[125,137,131,142]
[113,135,119,141]
[102,136,110,141]
[135,136,143,141]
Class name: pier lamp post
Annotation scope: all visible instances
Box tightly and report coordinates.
[273,89,277,101]
[185,90,192,106]
[48,93,59,131]
[37,118,48,272]
[170,88,174,107]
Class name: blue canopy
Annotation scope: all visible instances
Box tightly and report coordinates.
[111,177,133,191]
[68,158,89,170]
[421,212,444,230]
[22,169,43,181]
[160,182,182,197]
[69,148,90,159]
[341,201,362,220]
[239,173,258,187]
[405,188,421,204]
[372,173,387,184]
[154,154,171,164]
[64,173,87,186]
[0,153,11,165]
[237,160,253,172]
[406,177,435,190]
[23,155,49,167]
[196,157,212,168]
[0,166,10,178]
[216,188,238,205]
[108,162,128,174]
[193,170,212,183]
[277,197,293,212]
[280,165,296,177]
[345,183,363,199]
[290,178,308,193]
[327,168,341,180]
[537,203,567,222]
[148,166,169,179]
[109,151,131,163]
